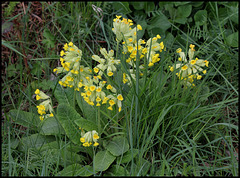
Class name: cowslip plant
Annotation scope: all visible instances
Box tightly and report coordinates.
[169,44,209,87]
[8,14,210,176]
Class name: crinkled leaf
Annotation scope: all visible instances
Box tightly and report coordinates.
[105,165,129,176]
[74,118,98,132]
[56,164,93,176]
[40,117,65,135]
[57,103,82,145]
[105,136,129,156]
[117,148,139,164]
[226,32,238,47]
[19,133,55,151]
[54,85,74,107]
[111,2,131,14]
[8,109,41,129]
[42,29,56,48]
[76,92,96,123]
[94,150,116,172]
[194,10,207,26]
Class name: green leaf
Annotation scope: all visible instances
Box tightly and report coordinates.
[57,103,82,145]
[144,2,155,14]
[111,2,132,14]
[19,133,55,151]
[8,109,41,129]
[40,117,65,135]
[42,29,56,48]
[105,136,129,156]
[226,32,238,47]
[117,148,138,164]
[147,14,171,35]
[228,6,239,24]
[106,165,129,176]
[76,92,96,123]
[176,5,192,18]
[42,148,85,167]
[94,150,116,172]
[56,164,93,176]
[54,85,74,107]
[130,2,145,10]
[194,10,207,26]
[174,2,190,6]
[74,118,98,132]
[174,17,187,24]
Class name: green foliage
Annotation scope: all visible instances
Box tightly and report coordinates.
[9,110,41,129]
[3,2,19,17]
[104,136,129,156]
[94,150,116,172]
[57,103,81,145]
[56,164,93,176]
[42,29,56,49]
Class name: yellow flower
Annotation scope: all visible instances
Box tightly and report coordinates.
[36,95,41,100]
[189,44,195,51]
[68,42,73,46]
[60,50,65,56]
[118,107,122,112]
[204,60,209,67]
[148,62,154,67]
[96,97,101,102]
[190,60,196,65]
[109,100,115,106]
[176,48,182,53]
[35,89,40,95]
[108,106,113,110]
[106,85,113,90]
[86,91,92,96]
[178,57,182,61]
[156,34,161,39]
[94,67,99,73]
[203,70,207,74]
[96,88,102,92]
[93,142,99,146]
[181,65,188,71]
[80,137,85,143]
[117,94,123,101]
[49,113,54,117]
[137,24,142,30]
[90,86,96,91]
[169,66,174,72]
[108,71,114,76]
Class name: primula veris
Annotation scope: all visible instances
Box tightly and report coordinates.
[170,44,209,87]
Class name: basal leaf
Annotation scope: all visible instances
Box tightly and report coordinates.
[74,118,98,132]
[105,165,130,176]
[105,136,129,156]
[117,148,138,164]
[8,109,41,129]
[56,164,93,176]
[19,133,55,151]
[76,92,96,123]
[194,10,207,26]
[40,117,65,135]
[94,150,116,172]
[54,85,74,107]
[57,103,82,145]
[226,32,238,47]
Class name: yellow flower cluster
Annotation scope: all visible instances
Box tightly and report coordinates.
[169,44,209,87]
[112,15,165,85]
[35,89,54,121]
[80,130,100,147]
[54,42,124,112]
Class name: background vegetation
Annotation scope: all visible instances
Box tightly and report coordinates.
[1,1,238,176]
